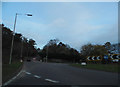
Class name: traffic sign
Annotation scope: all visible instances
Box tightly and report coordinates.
[97,56,100,60]
[104,55,108,60]
[92,56,94,60]
[110,54,119,59]
[87,56,101,61]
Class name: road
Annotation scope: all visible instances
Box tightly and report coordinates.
[6,61,118,86]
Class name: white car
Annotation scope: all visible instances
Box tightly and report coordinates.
[81,62,87,66]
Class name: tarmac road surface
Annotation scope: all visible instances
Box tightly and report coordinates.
[6,61,118,86]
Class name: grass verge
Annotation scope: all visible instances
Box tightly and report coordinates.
[2,62,23,84]
[70,63,119,73]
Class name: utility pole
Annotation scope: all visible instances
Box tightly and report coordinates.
[20,37,23,59]
[9,13,17,64]
[46,44,48,62]
[9,13,32,64]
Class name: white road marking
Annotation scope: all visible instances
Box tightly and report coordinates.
[22,70,26,73]
[45,79,59,83]
[3,69,59,85]
[3,70,23,86]
[25,72,31,75]
[34,75,41,78]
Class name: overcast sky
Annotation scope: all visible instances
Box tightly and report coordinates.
[2,2,118,51]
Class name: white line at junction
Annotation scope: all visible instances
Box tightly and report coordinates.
[25,72,31,75]
[34,75,41,78]
[45,79,59,83]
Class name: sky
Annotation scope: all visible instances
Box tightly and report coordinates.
[2,2,118,51]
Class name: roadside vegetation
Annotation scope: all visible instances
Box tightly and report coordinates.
[1,23,38,84]
[70,63,119,73]
[2,23,119,64]
[1,23,120,83]
[2,62,23,83]
[39,39,80,62]
[2,24,39,64]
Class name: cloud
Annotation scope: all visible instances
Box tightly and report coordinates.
[15,10,117,51]
[3,2,118,51]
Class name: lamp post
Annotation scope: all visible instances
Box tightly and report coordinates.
[20,36,23,59]
[46,44,48,62]
[20,37,23,63]
[9,13,32,64]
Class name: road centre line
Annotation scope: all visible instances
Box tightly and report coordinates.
[34,75,41,78]
[45,79,59,83]
[24,71,41,79]
[25,72,31,75]
[23,71,59,83]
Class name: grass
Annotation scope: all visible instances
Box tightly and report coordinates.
[2,62,23,83]
[70,63,119,73]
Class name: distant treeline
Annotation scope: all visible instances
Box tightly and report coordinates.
[2,24,119,64]
[39,39,81,62]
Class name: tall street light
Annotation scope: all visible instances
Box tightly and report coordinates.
[46,44,48,62]
[9,13,32,64]
[20,36,23,59]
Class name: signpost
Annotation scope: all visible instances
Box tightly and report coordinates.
[104,55,108,60]
[87,56,101,61]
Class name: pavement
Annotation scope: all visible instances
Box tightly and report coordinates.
[4,61,119,86]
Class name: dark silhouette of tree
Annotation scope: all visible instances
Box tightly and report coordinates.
[39,39,81,62]
[14,33,22,42]
[80,43,94,56]
[28,39,36,46]
[2,24,38,64]
[104,42,111,51]
[80,43,108,57]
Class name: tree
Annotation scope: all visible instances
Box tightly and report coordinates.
[104,42,111,51]
[27,39,37,57]
[14,33,22,42]
[93,45,108,56]
[80,43,108,57]
[37,48,41,52]
[69,48,80,62]
[28,39,36,46]
[2,24,13,63]
[2,24,39,64]
[47,38,59,46]
[80,43,94,56]
[40,39,80,62]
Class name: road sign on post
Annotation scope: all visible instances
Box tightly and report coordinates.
[97,56,100,60]
[110,54,120,63]
[104,55,108,60]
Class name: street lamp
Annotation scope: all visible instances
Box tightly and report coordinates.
[9,13,32,64]
[46,44,48,62]
[20,36,23,59]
